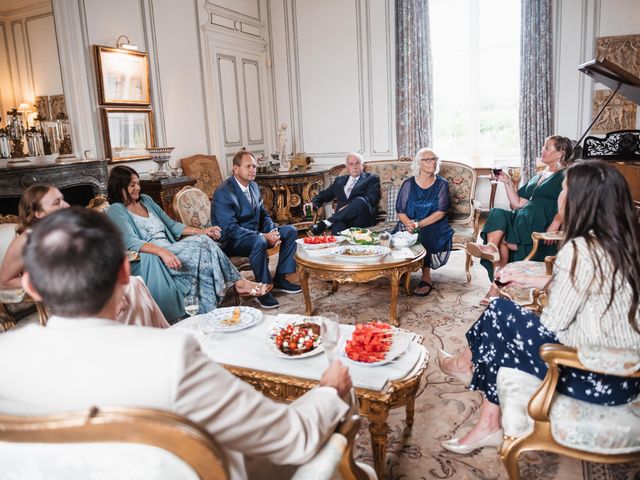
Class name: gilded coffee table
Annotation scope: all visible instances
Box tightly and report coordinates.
[172,316,429,479]
[295,244,426,326]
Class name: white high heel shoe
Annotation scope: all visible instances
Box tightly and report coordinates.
[436,349,472,387]
[441,429,504,454]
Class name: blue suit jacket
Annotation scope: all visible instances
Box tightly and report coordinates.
[312,172,381,214]
[212,176,276,244]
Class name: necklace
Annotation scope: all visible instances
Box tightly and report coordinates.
[127,201,148,217]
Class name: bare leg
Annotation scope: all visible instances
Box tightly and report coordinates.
[421,266,431,283]
[459,400,502,445]
[486,231,505,250]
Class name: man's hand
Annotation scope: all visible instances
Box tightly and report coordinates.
[159,249,182,269]
[263,229,281,248]
[319,359,352,398]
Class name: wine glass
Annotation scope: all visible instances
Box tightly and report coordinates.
[184,295,199,317]
[320,313,341,363]
[491,163,503,184]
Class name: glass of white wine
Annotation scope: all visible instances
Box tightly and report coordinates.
[320,312,341,363]
[184,295,199,317]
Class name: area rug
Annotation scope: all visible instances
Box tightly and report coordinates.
[252,251,640,480]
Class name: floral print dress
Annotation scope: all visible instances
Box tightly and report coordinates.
[467,298,639,406]
[130,210,241,314]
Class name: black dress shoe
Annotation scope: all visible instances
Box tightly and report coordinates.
[255,292,279,309]
[310,222,326,235]
[273,279,302,294]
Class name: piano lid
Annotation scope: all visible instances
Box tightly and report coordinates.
[578,58,640,105]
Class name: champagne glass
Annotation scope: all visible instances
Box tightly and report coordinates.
[184,294,199,317]
[320,313,341,363]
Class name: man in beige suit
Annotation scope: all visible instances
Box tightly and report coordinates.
[0,208,352,480]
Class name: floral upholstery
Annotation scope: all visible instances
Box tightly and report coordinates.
[173,187,212,228]
[498,366,640,455]
[180,154,224,199]
[578,345,640,376]
[499,260,547,308]
[0,443,200,480]
[438,163,475,220]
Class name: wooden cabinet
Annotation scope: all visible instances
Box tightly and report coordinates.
[255,167,329,229]
[139,175,196,220]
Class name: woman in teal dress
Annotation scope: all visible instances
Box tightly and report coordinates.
[466,135,573,303]
[106,166,268,323]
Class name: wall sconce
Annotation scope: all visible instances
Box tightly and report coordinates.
[116,35,138,51]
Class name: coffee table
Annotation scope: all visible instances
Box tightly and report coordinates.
[172,315,429,479]
[295,244,426,326]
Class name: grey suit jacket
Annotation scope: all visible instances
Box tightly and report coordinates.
[0,317,349,480]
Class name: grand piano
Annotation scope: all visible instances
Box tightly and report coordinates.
[577,58,640,207]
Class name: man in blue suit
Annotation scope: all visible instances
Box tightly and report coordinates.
[212,150,300,308]
[310,152,381,235]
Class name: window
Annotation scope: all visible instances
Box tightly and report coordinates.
[430,0,520,166]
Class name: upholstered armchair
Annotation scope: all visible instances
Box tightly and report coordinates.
[173,186,251,272]
[0,406,229,480]
[0,216,47,331]
[498,231,562,313]
[498,344,640,480]
[180,154,224,199]
[0,401,376,480]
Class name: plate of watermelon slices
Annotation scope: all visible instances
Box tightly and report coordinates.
[339,321,410,367]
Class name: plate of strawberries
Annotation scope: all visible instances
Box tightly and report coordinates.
[296,234,345,250]
[339,321,409,366]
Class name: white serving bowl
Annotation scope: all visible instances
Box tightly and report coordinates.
[391,232,418,248]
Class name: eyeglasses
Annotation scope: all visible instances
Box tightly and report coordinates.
[420,157,438,163]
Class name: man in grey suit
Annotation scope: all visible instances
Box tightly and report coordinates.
[0,208,352,480]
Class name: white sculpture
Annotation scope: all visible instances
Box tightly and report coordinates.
[276,122,288,156]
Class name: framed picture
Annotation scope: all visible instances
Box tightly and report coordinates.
[101,108,154,161]
[94,45,150,105]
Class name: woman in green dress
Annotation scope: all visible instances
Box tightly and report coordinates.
[466,135,573,303]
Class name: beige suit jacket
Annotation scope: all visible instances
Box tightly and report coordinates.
[0,317,349,480]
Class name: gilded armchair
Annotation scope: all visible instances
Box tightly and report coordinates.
[0,406,229,480]
[498,231,562,313]
[498,344,640,480]
[172,186,251,272]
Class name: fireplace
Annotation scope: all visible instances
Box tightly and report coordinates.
[0,157,109,216]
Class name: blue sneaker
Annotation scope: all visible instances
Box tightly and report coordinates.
[273,278,302,294]
[255,292,279,309]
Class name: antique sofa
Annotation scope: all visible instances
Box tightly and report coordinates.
[328,159,480,282]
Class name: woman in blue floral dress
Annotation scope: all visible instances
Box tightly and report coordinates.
[107,166,268,322]
[437,161,640,454]
[394,148,453,296]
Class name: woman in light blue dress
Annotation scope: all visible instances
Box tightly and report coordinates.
[106,166,268,323]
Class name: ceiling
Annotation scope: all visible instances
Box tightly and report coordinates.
[0,0,50,17]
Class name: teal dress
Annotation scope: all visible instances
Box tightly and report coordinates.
[480,170,564,279]
[107,194,241,323]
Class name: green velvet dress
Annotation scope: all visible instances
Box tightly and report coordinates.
[480,170,565,279]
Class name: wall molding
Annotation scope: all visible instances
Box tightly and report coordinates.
[241,57,265,144]
[216,53,243,146]
[141,0,166,147]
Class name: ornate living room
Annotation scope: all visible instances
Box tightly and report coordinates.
[0,1,639,480]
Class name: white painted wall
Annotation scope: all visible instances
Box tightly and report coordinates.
[268,0,396,168]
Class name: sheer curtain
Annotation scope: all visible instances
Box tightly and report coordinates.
[519,0,553,181]
[395,0,433,159]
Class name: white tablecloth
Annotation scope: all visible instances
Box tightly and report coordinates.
[171,313,424,392]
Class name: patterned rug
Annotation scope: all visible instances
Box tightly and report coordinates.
[251,251,640,480]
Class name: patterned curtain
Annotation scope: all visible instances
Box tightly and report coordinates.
[519,0,553,181]
[395,0,433,159]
